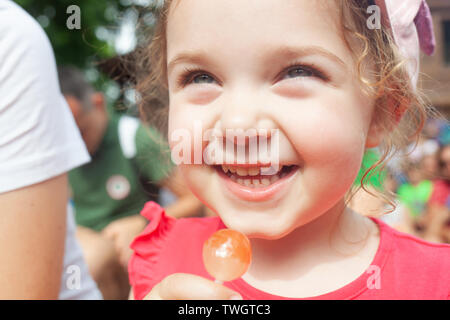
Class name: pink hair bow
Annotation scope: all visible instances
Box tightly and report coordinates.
[375,0,436,89]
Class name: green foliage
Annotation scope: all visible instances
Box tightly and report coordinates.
[15,0,124,69]
[14,0,161,109]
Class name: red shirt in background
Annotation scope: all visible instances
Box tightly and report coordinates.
[129,202,450,300]
[429,179,450,208]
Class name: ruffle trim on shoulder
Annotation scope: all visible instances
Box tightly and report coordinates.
[128,201,176,300]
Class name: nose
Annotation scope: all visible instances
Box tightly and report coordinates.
[214,89,279,166]
[219,89,277,140]
[220,90,258,132]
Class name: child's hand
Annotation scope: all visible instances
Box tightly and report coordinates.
[102,214,147,268]
[144,273,243,300]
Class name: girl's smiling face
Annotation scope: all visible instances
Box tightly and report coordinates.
[166,0,379,239]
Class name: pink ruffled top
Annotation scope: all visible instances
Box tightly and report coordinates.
[129,201,450,300]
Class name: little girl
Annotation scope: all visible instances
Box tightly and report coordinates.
[129,0,450,299]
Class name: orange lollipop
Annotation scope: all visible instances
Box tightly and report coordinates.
[203,229,252,283]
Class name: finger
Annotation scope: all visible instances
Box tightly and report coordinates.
[144,283,163,300]
[157,273,242,300]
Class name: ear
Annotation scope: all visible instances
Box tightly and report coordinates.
[365,95,407,149]
[64,95,82,119]
[365,115,385,149]
[91,92,105,111]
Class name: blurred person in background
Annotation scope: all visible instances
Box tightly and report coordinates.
[58,66,203,299]
[406,121,440,164]
[424,144,450,243]
[386,119,441,186]
[0,1,101,299]
[433,119,449,147]
[420,120,441,181]
[379,170,412,234]
[422,153,439,181]
[396,158,433,237]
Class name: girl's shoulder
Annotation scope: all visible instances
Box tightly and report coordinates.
[376,217,450,266]
[372,218,450,299]
[128,201,223,300]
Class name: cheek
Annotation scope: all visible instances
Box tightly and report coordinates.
[168,102,201,151]
[291,109,365,151]
[183,86,221,105]
[281,100,369,183]
[179,164,206,196]
[178,163,221,217]
[168,97,221,165]
[168,96,208,137]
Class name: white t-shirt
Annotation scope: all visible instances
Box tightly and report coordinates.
[0,0,101,299]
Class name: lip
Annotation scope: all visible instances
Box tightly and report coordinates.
[216,165,299,202]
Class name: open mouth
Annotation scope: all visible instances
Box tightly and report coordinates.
[215,164,299,188]
[214,164,300,202]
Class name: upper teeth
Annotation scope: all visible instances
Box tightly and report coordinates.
[221,165,281,176]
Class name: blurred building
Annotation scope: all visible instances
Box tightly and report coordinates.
[420,0,450,118]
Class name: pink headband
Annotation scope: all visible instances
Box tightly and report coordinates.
[375,0,436,89]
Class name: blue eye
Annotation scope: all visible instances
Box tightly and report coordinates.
[177,67,218,87]
[284,66,314,79]
[192,74,215,84]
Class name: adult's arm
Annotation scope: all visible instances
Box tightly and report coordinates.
[0,174,68,299]
[0,1,90,299]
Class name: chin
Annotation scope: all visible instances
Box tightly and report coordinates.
[212,204,301,240]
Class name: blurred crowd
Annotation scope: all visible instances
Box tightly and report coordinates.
[352,118,450,244]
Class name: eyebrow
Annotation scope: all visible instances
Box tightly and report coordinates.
[167,49,213,75]
[270,45,347,69]
[167,45,347,75]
